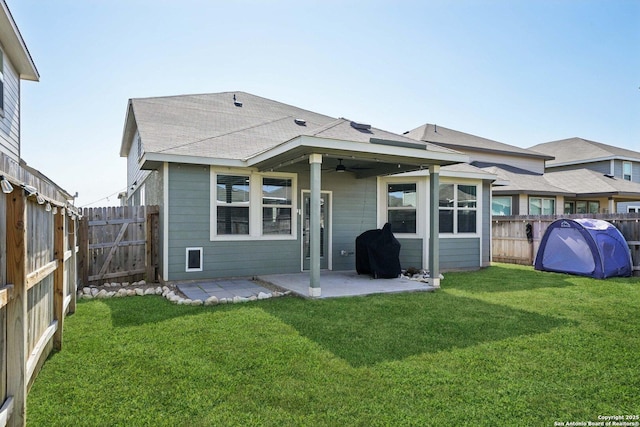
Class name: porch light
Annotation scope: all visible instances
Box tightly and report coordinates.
[45,202,52,212]
[36,193,45,205]
[0,175,13,193]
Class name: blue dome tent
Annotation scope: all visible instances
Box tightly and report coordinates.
[534,218,632,279]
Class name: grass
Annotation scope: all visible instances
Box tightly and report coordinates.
[27,264,640,426]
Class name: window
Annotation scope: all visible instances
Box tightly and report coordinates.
[216,174,250,235]
[185,247,203,272]
[262,177,292,235]
[492,196,512,216]
[212,170,297,240]
[439,184,477,233]
[529,197,555,215]
[628,206,640,213]
[623,161,632,181]
[575,201,600,214]
[387,183,417,233]
[564,201,575,214]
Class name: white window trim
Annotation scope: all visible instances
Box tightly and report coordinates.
[210,168,297,241]
[378,176,424,238]
[492,196,512,216]
[528,196,556,215]
[627,206,640,213]
[185,247,203,272]
[623,161,632,181]
[438,181,481,236]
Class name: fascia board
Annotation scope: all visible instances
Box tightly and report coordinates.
[141,152,246,168]
[0,1,39,80]
[246,135,469,167]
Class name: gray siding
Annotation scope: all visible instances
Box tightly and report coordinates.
[0,50,20,161]
[614,159,640,183]
[440,238,480,270]
[617,201,640,213]
[126,130,153,203]
[468,151,546,174]
[549,160,610,175]
[398,238,422,269]
[167,163,301,280]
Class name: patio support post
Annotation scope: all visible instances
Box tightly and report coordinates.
[429,165,441,288]
[309,154,322,297]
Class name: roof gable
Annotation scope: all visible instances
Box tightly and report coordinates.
[405,123,553,160]
[529,137,640,166]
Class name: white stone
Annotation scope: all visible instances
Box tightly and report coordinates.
[96,289,108,298]
[155,287,163,295]
[144,288,155,296]
[219,298,228,304]
[257,292,271,300]
[106,291,116,298]
[127,289,136,296]
[138,280,146,286]
[82,294,93,299]
[205,296,219,306]
[82,287,91,295]
[191,299,203,306]
[90,288,99,297]
[162,286,170,293]
[122,282,129,287]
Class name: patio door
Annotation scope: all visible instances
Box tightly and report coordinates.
[302,191,331,271]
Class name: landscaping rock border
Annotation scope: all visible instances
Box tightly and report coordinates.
[77,280,291,306]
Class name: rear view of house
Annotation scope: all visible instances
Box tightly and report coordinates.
[120,92,495,293]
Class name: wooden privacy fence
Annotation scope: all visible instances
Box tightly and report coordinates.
[78,206,159,286]
[492,213,640,275]
[0,160,79,426]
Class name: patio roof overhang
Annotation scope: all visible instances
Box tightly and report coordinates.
[245,135,469,178]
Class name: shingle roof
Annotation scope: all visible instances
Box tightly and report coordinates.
[544,168,640,196]
[478,164,573,196]
[529,137,640,166]
[125,92,460,162]
[405,123,553,160]
[478,162,640,198]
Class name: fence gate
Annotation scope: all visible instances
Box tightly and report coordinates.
[79,206,159,285]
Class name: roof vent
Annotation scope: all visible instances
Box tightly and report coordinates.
[233,94,242,107]
[350,121,371,131]
[604,173,615,179]
[294,118,306,126]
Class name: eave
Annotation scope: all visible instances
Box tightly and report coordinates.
[0,0,39,81]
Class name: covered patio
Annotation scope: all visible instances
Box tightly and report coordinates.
[176,271,438,301]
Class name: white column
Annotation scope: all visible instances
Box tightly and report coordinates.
[428,165,441,288]
[309,154,322,297]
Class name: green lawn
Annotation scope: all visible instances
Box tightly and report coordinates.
[27,264,640,426]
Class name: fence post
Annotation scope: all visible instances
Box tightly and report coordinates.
[6,190,27,427]
[77,213,89,287]
[53,210,65,351]
[69,216,77,314]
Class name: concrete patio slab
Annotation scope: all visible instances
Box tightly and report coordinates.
[257,270,437,299]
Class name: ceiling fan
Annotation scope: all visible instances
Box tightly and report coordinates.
[323,159,373,173]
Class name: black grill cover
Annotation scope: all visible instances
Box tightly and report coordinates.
[355,223,402,278]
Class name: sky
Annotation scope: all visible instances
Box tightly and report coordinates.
[7,0,640,208]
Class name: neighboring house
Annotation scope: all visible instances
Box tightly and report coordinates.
[0,0,39,161]
[120,92,496,293]
[406,124,640,215]
[530,138,640,213]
